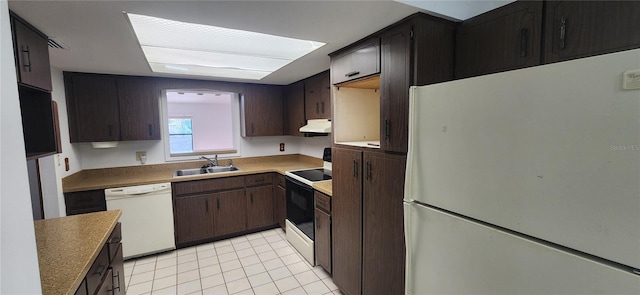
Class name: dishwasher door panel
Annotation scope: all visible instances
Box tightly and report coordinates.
[106,185,175,259]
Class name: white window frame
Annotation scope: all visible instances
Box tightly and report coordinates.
[160,89,242,162]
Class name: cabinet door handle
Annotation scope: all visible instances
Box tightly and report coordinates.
[108,124,113,137]
[316,102,319,114]
[148,124,153,136]
[316,217,320,229]
[21,45,32,72]
[345,71,360,77]
[366,161,371,181]
[384,119,390,141]
[111,271,122,292]
[353,160,358,178]
[520,28,528,57]
[251,123,255,135]
[559,17,567,49]
[206,199,209,212]
[217,198,220,210]
[321,102,325,114]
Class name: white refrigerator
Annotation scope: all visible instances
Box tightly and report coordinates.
[404,49,640,294]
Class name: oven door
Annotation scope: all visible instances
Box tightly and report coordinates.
[286,176,315,240]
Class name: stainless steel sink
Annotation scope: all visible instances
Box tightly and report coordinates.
[173,166,240,177]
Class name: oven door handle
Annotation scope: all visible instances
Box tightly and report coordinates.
[285,176,314,192]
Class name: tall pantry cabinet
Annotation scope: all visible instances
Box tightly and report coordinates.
[330,13,456,295]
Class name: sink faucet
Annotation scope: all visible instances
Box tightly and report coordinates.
[200,155,218,167]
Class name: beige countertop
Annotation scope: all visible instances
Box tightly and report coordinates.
[313,180,332,196]
[63,154,323,193]
[34,210,121,295]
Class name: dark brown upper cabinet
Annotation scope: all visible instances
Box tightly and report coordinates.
[455,0,543,79]
[330,38,380,85]
[304,70,331,119]
[283,81,305,136]
[10,12,59,159]
[64,72,161,143]
[117,77,161,140]
[241,84,284,137]
[543,1,640,64]
[380,14,456,153]
[11,13,52,92]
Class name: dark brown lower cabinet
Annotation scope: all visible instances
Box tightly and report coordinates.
[174,195,215,245]
[214,189,247,236]
[74,279,87,295]
[64,190,106,216]
[110,244,125,295]
[332,147,363,295]
[274,175,286,230]
[247,185,274,229]
[362,152,407,295]
[95,269,113,295]
[78,223,124,295]
[315,191,332,274]
[332,147,407,295]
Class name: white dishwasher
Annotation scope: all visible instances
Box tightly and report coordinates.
[105,183,175,259]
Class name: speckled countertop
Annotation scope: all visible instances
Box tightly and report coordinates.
[313,181,332,196]
[63,154,323,193]
[34,210,121,295]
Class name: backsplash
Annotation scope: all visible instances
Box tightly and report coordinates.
[75,135,330,170]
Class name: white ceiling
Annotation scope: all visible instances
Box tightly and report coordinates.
[8,0,511,85]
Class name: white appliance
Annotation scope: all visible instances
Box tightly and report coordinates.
[404,49,640,294]
[105,183,175,259]
[284,148,332,265]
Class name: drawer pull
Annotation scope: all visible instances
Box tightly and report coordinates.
[345,71,360,77]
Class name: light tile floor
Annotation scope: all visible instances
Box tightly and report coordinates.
[123,228,343,295]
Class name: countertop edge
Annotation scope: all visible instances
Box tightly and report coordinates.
[36,210,121,295]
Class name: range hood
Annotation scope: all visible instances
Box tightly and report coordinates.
[299,119,331,133]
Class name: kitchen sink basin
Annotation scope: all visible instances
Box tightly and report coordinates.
[173,166,240,177]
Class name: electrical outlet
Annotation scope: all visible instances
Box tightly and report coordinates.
[280,143,285,152]
[136,151,147,161]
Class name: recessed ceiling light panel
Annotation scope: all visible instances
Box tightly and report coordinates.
[126,13,326,80]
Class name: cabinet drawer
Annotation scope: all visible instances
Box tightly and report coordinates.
[64,190,106,216]
[173,176,246,196]
[246,173,273,187]
[275,174,285,188]
[331,38,380,85]
[86,245,110,295]
[95,268,113,295]
[106,223,122,262]
[315,191,331,213]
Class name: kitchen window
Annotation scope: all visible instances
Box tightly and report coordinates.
[162,90,241,161]
[168,117,193,153]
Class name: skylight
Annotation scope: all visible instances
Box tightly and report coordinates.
[126,13,326,80]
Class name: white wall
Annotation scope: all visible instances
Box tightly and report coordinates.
[0,2,43,292]
[168,100,234,151]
